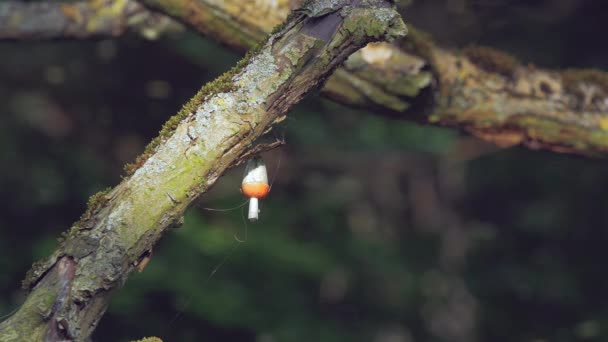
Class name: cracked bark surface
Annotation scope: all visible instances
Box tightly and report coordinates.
[0,0,406,340]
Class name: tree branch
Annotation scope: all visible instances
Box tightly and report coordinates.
[425,47,608,156]
[0,0,173,40]
[136,0,288,51]
[0,0,406,339]
[137,0,608,156]
[4,0,608,155]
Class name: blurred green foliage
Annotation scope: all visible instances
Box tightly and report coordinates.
[2,1,608,341]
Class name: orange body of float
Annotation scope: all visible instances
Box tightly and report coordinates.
[241,182,270,199]
[242,156,269,221]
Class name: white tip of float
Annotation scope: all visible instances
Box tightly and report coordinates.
[248,197,259,221]
[243,157,268,185]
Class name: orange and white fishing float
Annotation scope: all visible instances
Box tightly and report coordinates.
[242,156,270,221]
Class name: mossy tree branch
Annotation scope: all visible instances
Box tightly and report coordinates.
[427,47,608,156]
[137,0,608,156]
[4,0,608,155]
[0,0,406,340]
[0,0,174,40]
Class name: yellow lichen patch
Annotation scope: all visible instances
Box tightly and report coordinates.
[90,0,124,12]
[457,66,469,80]
[599,117,608,131]
[86,0,129,33]
[131,337,163,342]
[428,114,440,123]
[463,45,519,78]
[60,4,82,24]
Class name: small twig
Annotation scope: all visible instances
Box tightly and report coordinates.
[229,138,286,169]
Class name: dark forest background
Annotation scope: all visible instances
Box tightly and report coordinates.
[2,0,608,341]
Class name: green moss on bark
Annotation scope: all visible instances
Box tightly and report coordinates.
[122,43,264,176]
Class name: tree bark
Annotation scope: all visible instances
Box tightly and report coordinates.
[136,0,608,156]
[0,0,405,340]
[2,0,608,155]
[0,0,177,40]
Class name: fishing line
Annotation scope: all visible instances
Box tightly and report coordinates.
[170,199,251,326]
[233,205,249,243]
[200,199,249,212]
[170,148,283,327]
[269,148,283,190]
[0,305,22,330]
[168,239,242,327]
